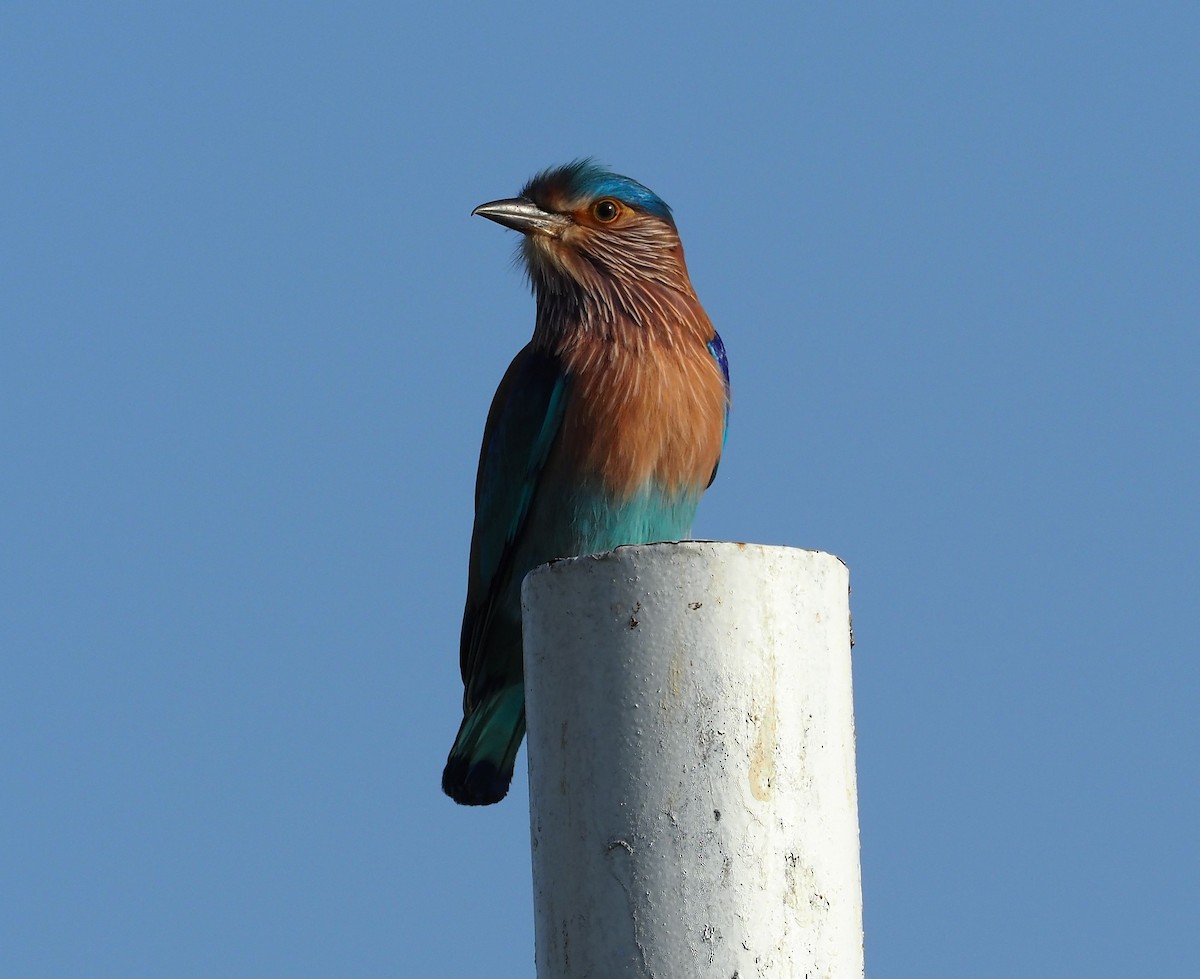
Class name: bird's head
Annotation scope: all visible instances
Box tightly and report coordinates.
[472,161,690,307]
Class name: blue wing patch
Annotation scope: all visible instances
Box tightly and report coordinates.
[706,331,730,484]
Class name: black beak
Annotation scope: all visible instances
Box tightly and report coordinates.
[472,197,569,237]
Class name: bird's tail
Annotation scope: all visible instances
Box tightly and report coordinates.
[442,684,525,806]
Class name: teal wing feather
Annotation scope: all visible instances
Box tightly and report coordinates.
[460,344,568,707]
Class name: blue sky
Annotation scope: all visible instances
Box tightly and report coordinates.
[3,3,1197,976]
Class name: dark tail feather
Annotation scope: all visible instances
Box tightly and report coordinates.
[442,684,525,806]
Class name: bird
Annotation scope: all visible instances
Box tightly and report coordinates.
[443,161,730,805]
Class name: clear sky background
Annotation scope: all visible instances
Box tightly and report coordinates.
[3,3,1197,976]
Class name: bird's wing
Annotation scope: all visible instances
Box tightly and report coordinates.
[460,344,568,692]
[706,331,731,487]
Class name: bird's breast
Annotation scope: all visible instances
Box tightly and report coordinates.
[558,334,726,500]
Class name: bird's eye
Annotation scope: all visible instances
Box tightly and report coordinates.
[592,199,620,223]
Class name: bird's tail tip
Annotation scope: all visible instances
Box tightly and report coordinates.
[441,755,512,806]
[442,684,525,807]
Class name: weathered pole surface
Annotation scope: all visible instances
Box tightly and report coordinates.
[523,542,862,978]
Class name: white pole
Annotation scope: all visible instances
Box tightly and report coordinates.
[522,542,862,979]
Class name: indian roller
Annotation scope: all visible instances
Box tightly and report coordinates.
[443,161,730,805]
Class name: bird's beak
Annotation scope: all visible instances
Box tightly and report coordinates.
[472,197,569,237]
